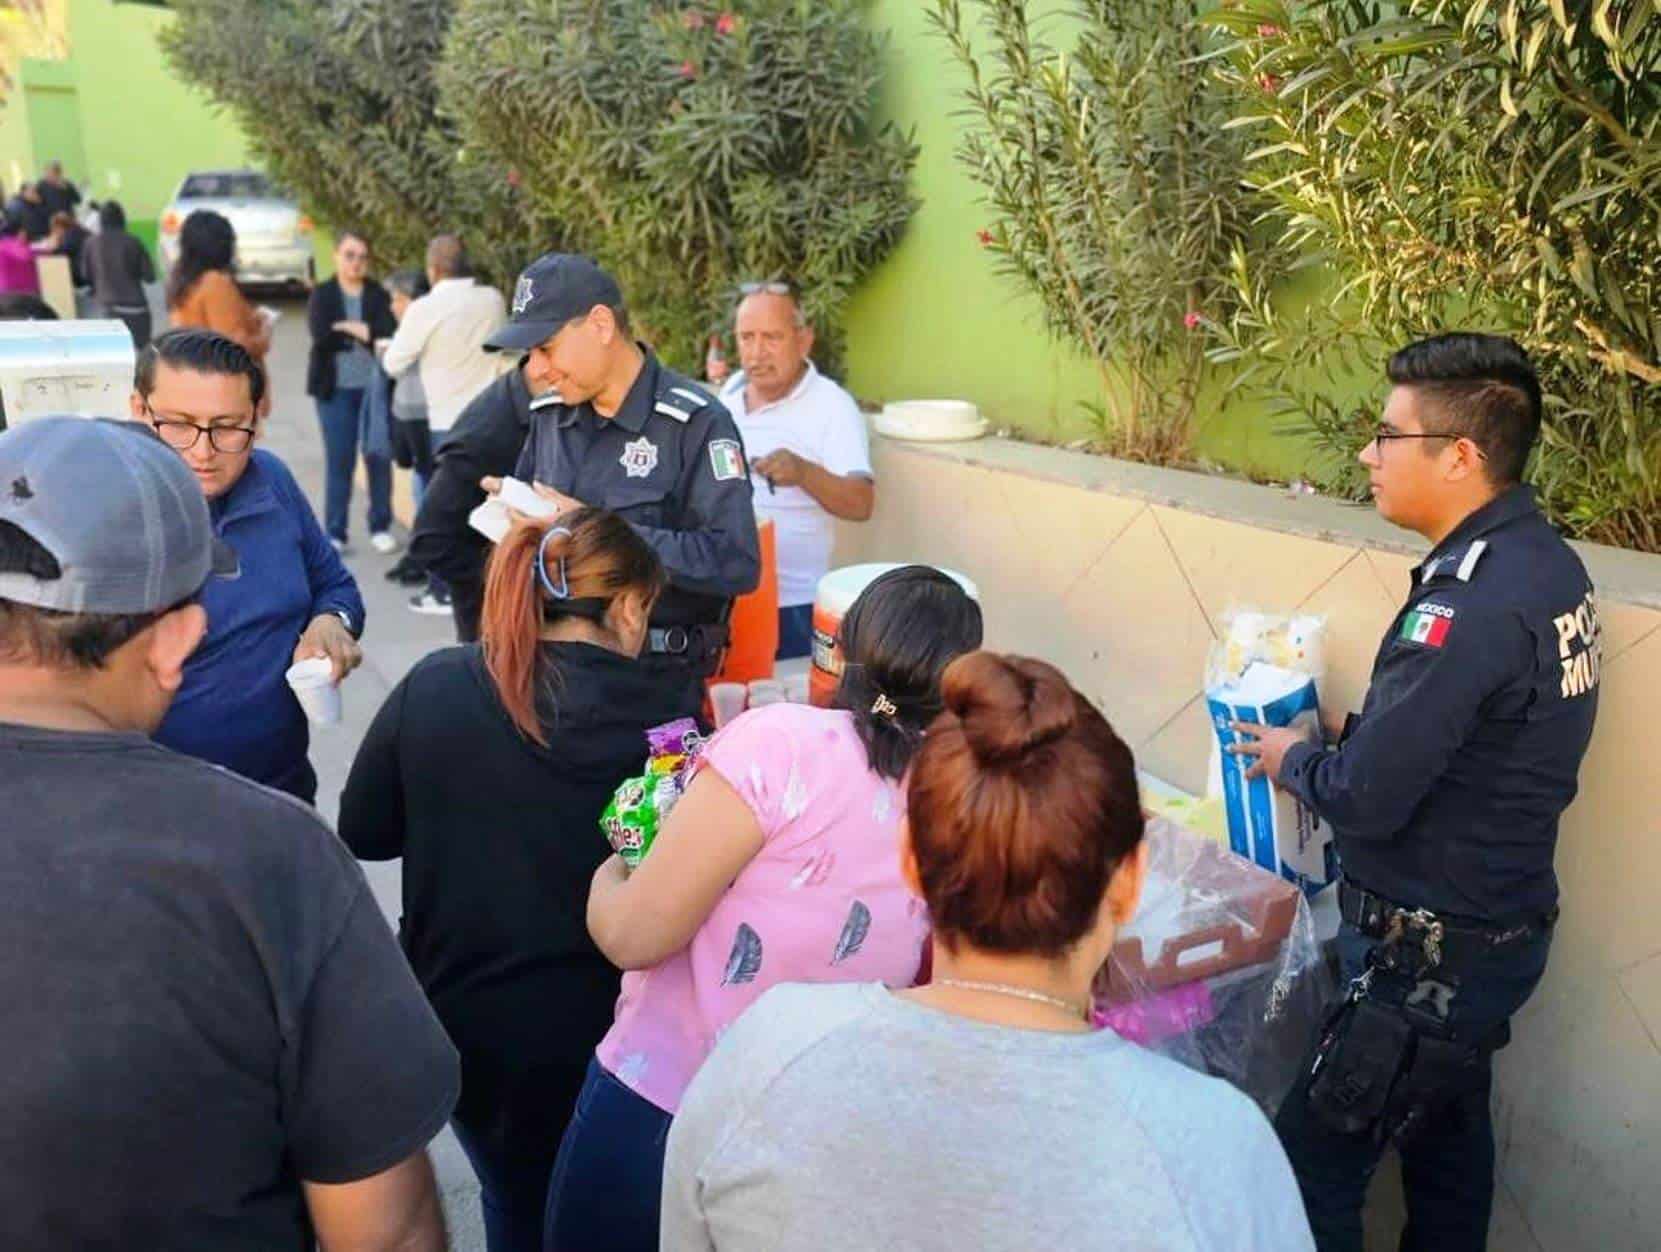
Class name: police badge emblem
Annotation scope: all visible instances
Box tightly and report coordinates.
[620,437,659,479]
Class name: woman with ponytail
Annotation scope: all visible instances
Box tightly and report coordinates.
[338,508,687,1252]
[660,652,1316,1252]
[544,566,984,1252]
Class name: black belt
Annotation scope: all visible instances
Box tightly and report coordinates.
[1339,880,1555,968]
[647,623,729,663]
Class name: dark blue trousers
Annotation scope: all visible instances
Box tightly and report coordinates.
[315,388,391,543]
[1274,922,1551,1252]
[542,1058,673,1252]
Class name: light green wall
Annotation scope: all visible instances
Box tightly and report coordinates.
[69,0,250,227]
[844,3,1311,479]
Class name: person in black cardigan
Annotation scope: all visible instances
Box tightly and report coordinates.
[306,230,398,552]
[339,507,687,1252]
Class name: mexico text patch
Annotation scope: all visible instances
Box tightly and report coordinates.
[1400,601,1455,648]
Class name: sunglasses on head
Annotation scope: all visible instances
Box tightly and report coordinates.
[738,280,796,297]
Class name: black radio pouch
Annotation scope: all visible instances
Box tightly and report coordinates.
[1306,997,1415,1139]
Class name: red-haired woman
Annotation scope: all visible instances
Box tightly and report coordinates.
[339,508,688,1252]
[661,653,1316,1252]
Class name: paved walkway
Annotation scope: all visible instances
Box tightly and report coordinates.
[259,298,487,1248]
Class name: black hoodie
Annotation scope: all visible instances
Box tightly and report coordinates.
[339,641,690,1126]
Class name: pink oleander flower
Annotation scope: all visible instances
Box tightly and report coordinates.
[683,10,705,30]
[1184,311,1203,330]
[1258,73,1282,93]
[715,12,737,35]
[679,59,699,80]
[976,229,995,247]
[1257,23,1284,37]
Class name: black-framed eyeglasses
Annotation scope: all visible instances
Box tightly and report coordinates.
[146,404,257,454]
[1371,425,1487,460]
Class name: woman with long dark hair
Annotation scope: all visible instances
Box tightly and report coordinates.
[661,653,1316,1252]
[166,209,270,376]
[338,508,689,1252]
[545,566,985,1252]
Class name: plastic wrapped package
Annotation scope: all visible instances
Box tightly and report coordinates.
[600,718,707,868]
[1204,609,1336,895]
[1093,817,1334,1114]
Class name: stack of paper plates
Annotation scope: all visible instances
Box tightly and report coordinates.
[873,399,988,442]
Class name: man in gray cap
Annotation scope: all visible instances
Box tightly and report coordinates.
[492,253,761,715]
[0,417,459,1249]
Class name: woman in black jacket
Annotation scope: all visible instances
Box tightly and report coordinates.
[339,507,688,1252]
[306,229,397,553]
[83,201,156,347]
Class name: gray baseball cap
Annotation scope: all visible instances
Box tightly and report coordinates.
[0,416,239,614]
[485,253,624,353]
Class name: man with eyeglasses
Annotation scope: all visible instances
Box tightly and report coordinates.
[1231,334,1600,1251]
[134,327,365,803]
[0,416,457,1249]
[488,252,760,717]
[718,280,875,660]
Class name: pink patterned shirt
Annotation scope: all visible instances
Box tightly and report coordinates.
[596,704,928,1114]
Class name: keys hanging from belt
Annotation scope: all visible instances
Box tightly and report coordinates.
[1380,907,1445,973]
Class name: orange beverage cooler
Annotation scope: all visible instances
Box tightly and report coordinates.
[809,563,980,707]
[710,520,778,688]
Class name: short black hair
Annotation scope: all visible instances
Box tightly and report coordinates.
[0,522,168,669]
[1386,333,1542,485]
[135,327,267,412]
[99,200,127,231]
[834,566,985,780]
[0,293,58,321]
[562,304,632,337]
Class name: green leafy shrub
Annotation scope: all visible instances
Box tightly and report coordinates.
[162,0,542,283]
[437,0,918,370]
[928,0,1262,464]
[1204,0,1661,551]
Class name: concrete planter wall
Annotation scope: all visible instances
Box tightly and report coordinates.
[833,431,1661,1251]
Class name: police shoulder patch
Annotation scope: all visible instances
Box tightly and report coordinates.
[709,439,746,482]
[1399,600,1456,649]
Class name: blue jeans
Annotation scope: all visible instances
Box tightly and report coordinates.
[777,602,814,661]
[542,1058,672,1252]
[315,388,392,542]
[1274,920,1552,1252]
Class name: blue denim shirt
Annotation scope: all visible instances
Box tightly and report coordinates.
[155,450,365,796]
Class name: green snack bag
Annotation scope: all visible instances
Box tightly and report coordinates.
[601,774,660,868]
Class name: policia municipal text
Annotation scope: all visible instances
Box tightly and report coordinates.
[1232,334,1600,1252]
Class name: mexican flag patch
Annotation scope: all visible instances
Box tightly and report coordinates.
[709,439,746,482]
[1400,604,1454,648]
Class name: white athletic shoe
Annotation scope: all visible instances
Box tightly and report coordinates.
[408,589,453,616]
[370,531,400,555]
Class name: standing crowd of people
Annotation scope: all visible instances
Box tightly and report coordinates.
[0,202,1601,1252]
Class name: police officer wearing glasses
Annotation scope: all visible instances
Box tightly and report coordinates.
[1231,334,1600,1251]
[489,253,760,717]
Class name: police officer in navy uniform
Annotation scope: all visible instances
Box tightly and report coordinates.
[1232,335,1600,1252]
[484,253,760,716]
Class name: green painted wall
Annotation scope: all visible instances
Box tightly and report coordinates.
[70,0,249,231]
[843,3,1312,479]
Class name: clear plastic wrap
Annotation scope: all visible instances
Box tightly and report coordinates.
[1093,816,1334,1114]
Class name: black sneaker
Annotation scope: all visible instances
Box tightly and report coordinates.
[385,556,427,586]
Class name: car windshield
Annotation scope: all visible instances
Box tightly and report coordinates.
[177,172,285,201]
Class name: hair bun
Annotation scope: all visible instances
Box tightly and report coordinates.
[942,652,1078,767]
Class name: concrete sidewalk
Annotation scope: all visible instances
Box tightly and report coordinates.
[260,297,487,1248]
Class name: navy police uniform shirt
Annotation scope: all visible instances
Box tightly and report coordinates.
[515,347,762,628]
[1279,486,1600,923]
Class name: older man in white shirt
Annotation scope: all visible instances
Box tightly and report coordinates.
[380,234,509,614]
[718,282,875,659]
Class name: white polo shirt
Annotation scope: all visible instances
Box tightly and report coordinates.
[381,277,510,432]
[721,363,873,607]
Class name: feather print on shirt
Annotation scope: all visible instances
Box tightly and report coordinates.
[789,848,836,890]
[831,900,871,965]
[721,923,764,985]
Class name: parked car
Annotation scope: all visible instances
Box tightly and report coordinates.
[157,170,315,290]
